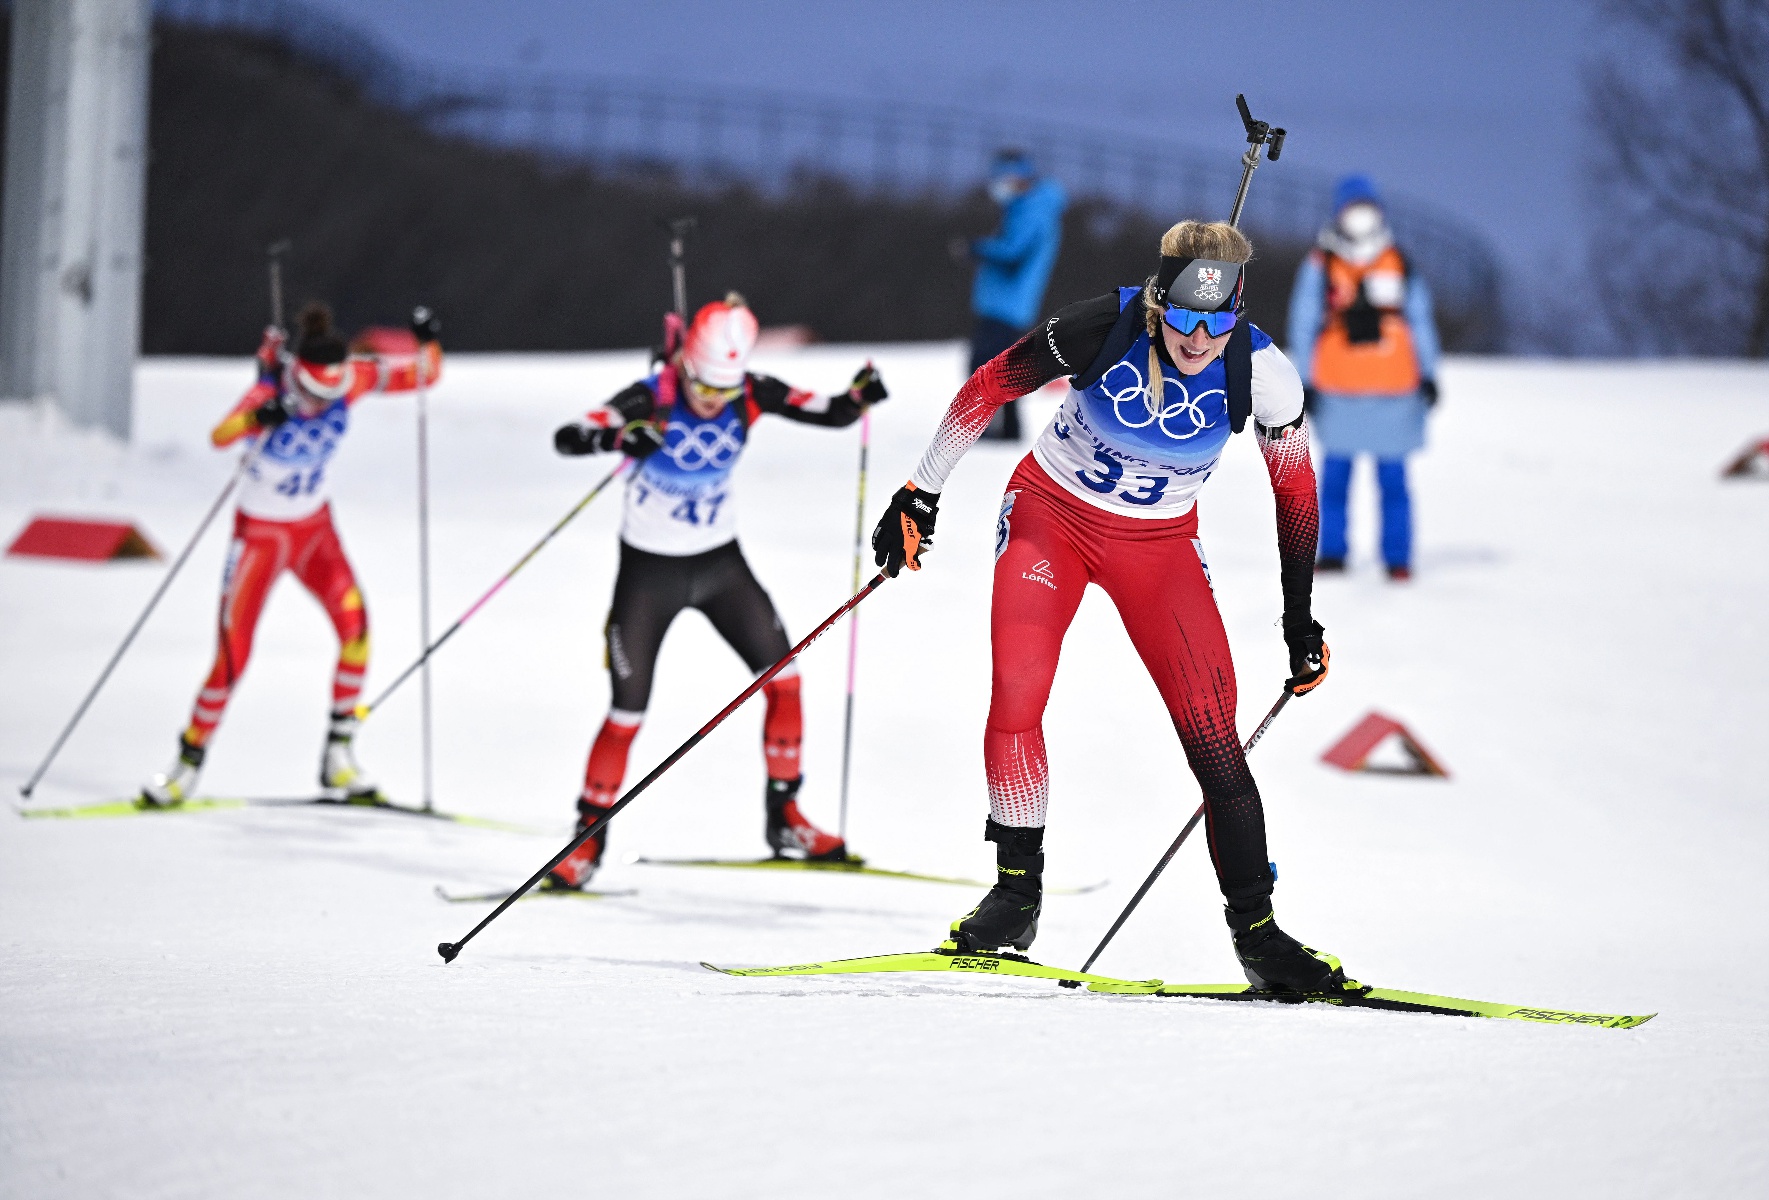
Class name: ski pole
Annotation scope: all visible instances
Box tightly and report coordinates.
[1060,688,1293,983]
[266,239,291,333]
[836,402,873,841]
[355,458,630,721]
[439,571,891,963]
[18,452,261,800]
[414,312,436,812]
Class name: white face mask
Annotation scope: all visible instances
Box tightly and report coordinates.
[1337,203,1384,241]
[988,176,1023,205]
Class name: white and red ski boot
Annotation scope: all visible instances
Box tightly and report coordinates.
[546,801,613,890]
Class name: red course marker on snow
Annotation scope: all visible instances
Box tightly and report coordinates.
[1719,436,1769,479]
[6,517,161,563]
[1321,711,1449,778]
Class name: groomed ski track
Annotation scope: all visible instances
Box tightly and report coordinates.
[2,347,1765,1198]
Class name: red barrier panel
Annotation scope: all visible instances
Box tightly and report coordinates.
[1720,437,1769,479]
[1321,711,1448,778]
[6,517,161,562]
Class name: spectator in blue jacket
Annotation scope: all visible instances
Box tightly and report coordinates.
[1288,174,1441,579]
[958,150,1066,441]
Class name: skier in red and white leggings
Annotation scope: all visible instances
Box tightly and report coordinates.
[140,304,442,807]
[545,294,888,889]
[872,219,1356,995]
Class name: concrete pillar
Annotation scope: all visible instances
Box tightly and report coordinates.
[0,0,151,441]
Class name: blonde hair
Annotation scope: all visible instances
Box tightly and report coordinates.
[1139,221,1254,410]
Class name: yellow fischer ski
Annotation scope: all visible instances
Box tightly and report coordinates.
[1084,981,1655,1028]
[704,950,1159,988]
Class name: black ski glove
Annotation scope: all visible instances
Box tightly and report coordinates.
[847,362,888,406]
[410,306,442,345]
[555,420,666,459]
[618,421,667,459]
[871,483,939,577]
[253,392,294,430]
[1420,378,1439,408]
[1283,618,1330,696]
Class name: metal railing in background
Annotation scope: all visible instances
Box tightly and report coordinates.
[154,0,1503,348]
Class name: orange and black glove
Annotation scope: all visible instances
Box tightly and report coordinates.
[871,483,938,577]
[1283,617,1329,695]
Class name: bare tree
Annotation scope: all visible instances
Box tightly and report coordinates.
[1586,0,1769,356]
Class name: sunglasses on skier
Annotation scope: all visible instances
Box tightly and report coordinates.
[685,376,742,404]
[681,359,743,404]
[1162,306,1239,337]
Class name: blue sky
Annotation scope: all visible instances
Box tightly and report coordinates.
[300,0,1600,277]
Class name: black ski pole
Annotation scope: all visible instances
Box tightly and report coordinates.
[1058,688,1293,985]
[438,572,891,963]
[266,239,291,333]
[18,455,260,799]
[356,458,630,721]
[20,242,292,800]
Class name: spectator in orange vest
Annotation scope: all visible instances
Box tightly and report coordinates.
[1287,175,1440,580]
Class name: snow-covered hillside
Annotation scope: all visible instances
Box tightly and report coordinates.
[2,348,1765,1198]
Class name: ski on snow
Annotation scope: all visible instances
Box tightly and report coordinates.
[433,884,637,904]
[14,794,541,834]
[631,854,1105,893]
[704,951,1655,1029]
[1083,980,1655,1028]
[704,950,1152,988]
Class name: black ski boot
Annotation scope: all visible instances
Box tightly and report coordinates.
[944,820,1043,954]
[1225,898,1362,995]
[764,777,850,861]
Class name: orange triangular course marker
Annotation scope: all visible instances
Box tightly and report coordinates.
[1321,711,1449,778]
[5,517,162,562]
[1720,437,1769,479]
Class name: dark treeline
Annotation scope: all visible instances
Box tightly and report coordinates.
[13,20,1315,353]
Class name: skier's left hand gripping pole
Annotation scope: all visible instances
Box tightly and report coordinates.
[354,457,632,721]
[438,572,891,963]
[18,240,293,800]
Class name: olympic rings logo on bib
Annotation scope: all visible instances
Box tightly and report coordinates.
[663,420,744,470]
[1097,360,1219,441]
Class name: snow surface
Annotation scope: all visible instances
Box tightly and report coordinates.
[2,348,1766,1198]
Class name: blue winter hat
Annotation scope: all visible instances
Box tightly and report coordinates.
[990,148,1035,181]
[1332,174,1383,213]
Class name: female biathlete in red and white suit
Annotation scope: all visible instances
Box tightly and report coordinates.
[140,304,442,807]
[872,220,1356,995]
[545,294,888,889]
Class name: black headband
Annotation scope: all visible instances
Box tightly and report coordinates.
[1158,257,1244,313]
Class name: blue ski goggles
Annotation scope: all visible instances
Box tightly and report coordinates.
[1162,306,1239,337]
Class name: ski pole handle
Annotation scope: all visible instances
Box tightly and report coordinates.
[1066,686,1292,981]
[438,572,891,963]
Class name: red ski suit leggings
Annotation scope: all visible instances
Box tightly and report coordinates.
[989,458,1270,900]
[182,505,368,745]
